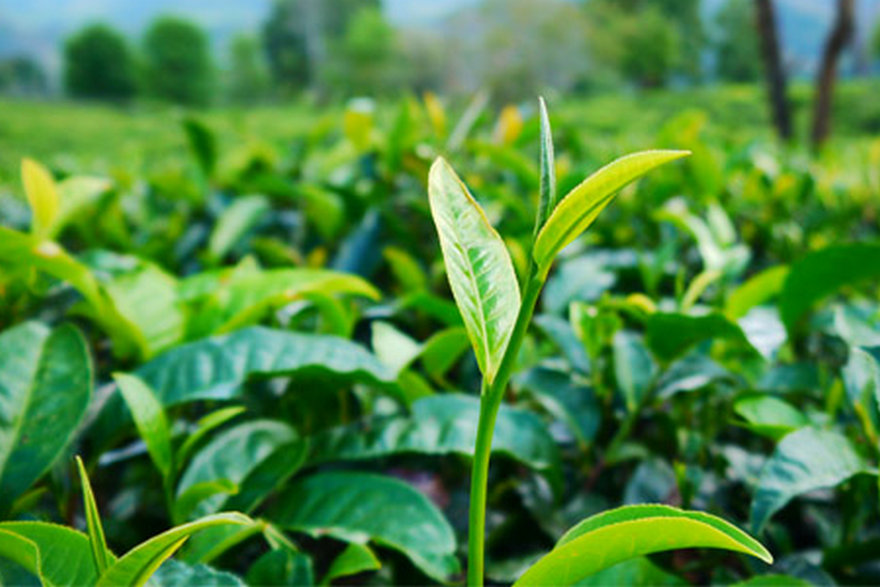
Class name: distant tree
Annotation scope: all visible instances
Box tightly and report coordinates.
[63,24,135,101]
[618,8,680,88]
[0,56,48,96]
[715,0,761,82]
[227,35,271,104]
[754,0,792,140]
[143,16,214,106]
[262,0,379,94]
[811,0,854,149]
[323,8,399,96]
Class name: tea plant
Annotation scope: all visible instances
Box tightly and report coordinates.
[427,98,771,585]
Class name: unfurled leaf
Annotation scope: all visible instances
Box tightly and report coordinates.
[750,427,875,533]
[0,522,99,585]
[76,457,113,575]
[322,543,381,584]
[310,393,559,474]
[208,195,270,261]
[176,407,246,467]
[134,327,396,406]
[151,559,244,586]
[113,374,173,480]
[725,266,790,319]
[733,395,807,441]
[21,158,58,238]
[645,312,758,362]
[779,243,880,333]
[533,150,689,273]
[0,323,92,507]
[515,505,771,586]
[270,471,459,582]
[96,513,251,587]
[428,157,521,383]
[613,330,656,412]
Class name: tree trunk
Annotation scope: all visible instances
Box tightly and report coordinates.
[811,0,855,150]
[754,0,792,141]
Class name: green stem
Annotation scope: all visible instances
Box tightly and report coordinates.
[467,269,544,586]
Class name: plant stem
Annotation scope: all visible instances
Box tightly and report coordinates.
[467,269,544,586]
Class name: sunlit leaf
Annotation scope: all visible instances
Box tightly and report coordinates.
[21,158,58,238]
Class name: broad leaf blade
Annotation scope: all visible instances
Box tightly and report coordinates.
[515,504,771,586]
[750,427,874,533]
[0,522,100,585]
[0,323,92,506]
[533,150,689,272]
[75,457,113,575]
[270,471,459,582]
[428,157,521,383]
[96,513,250,587]
[113,374,173,479]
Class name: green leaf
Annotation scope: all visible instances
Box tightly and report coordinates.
[134,327,396,406]
[246,549,313,586]
[75,457,113,575]
[533,150,689,273]
[750,427,875,533]
[207,195,270,261]
[185,268,379,336]
[270,471,459,582]
[309,393,559,473]
[575,557,685,586]
[182,116,217,178]
[176,420,300,519]
[645,312,758,362]
[173,481,239,526]
[371,321,422,375]
[419,327,470,382]
[428,157,521,383]
[0,521,100,585]
[96,513,251,587]
[725,266,790,320]
[176,407,246,468]
[779,243,880,333]
[533,96,557,236]
[114,374,173,480]
[150,559,244,586]
[322,543,380,585]
[613,331,656,412]
[0,322,92,507]
[52,175,112,237]
[732,395,808,441]
[21,158,58,238]
[514,504,771,586]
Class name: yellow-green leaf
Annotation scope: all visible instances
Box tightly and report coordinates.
[515,504,771,586]
[427,157,521,383]
[533,150,690,273]
[21,158,59,238]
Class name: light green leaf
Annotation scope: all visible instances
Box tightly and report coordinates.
[613,331,656,412]
[322,543,380,585]
[309,393,559,473]
[750,427,875,533]
[533,150,689,273]
[114,374,173,480]
[514,504,771,586]
[208,195,270,261]
[780,243,880,333]
[176,420,300,519]
[533,96,557,235]
[96,513,251,587]
[420,327,470,382]
[0,323,92,507]
[428,157,521,383]
[76,457,113,575]
[134,327,396,406]
[186,268,379,337]
[0,521,100,585]
[725,266,790,320]
[270,471,459,582]
[371,321,422,375]
[176,407,246,468]
[51,176,112,238]
[733,395,807,441]
[21,158,58,238]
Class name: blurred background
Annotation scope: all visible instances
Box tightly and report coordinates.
[1,0,879,187]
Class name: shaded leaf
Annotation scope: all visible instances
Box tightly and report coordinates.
[646,312,757,362]
[114,374,173,480]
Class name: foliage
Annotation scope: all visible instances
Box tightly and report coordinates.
[3,85,880,586]
[63,24,136,101]
[142,16,214,106]
[714,0,763,83]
